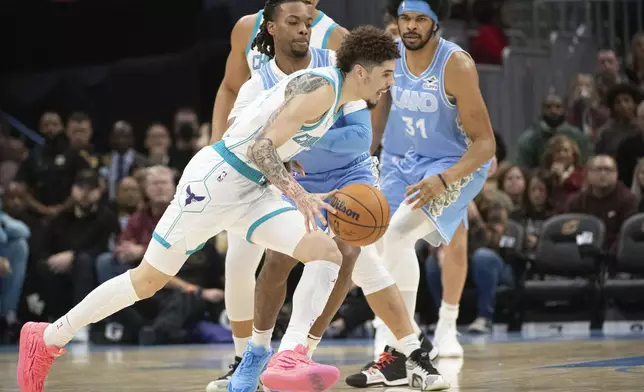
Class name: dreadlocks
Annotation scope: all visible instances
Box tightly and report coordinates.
[252,0,308,58]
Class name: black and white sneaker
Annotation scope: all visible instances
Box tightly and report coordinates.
[406,349,450,391]
[206,356,262,391]
[358,332,439,372]
[346,346,408,387]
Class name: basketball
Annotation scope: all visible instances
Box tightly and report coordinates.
[327,183,391,246]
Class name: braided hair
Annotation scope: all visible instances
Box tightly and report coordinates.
[252,0,308,58]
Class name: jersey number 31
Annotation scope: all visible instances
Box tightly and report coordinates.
[402,116,428,139]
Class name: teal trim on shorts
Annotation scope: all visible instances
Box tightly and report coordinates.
[246,206,298,243]
[186,242,206,255]
[321,23,338,49]
[152,232,171,249]
[212,141,267,185]
[246,10,264,57]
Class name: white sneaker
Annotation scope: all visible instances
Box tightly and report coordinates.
[433,324,463,358]
[406,349,450,391]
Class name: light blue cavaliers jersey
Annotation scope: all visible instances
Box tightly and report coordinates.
[223,66,344,168]
[246,10,339,73]
[382,38,471,160]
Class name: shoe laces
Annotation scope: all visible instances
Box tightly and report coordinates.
[237,351,264,378]
[372,351,396,370]
[274,351,312,370]
[225,358,242,377]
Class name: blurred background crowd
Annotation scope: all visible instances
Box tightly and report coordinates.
[1,0,644,346]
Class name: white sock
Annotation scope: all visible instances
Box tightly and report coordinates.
[278,260,340,352]
[438,301,459,325]
[397,333,422,357]
[233,335,250,357]
[44,271,140,347]
[306,334,321,358]
[251,327,273,349]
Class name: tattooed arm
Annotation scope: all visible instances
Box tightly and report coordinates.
[247,73,334,199]
[248,73,337,231]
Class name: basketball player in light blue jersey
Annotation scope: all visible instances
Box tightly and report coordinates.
[347,0,496,386]
[210,0,346,142]
[207,2,445,391]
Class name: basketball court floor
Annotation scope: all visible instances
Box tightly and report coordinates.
[1,324,643,391]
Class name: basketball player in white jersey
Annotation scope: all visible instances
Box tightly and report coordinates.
[16,27,406,392]
[210,0,346,142]
[207,2,443,391]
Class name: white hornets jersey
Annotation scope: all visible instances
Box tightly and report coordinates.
[245,10,339,74]
[221,66,344,168]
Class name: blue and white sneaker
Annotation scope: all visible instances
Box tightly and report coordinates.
[228,342,274,392]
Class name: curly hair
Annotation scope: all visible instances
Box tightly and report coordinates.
[336,25,400,73]
[386,0,451,21]
[252,0,308,58]
[605,83,643,115]
[541,134,581,169]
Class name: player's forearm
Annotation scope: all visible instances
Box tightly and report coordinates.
[369,93,391,154]
[248,138,307,200]
[442,137,496,184]
[210,84,238,143]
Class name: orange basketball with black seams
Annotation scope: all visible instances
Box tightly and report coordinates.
[327,183,391,246]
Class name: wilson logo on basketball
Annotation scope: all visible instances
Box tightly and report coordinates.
[330,198,360,221]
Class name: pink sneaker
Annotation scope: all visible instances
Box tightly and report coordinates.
[17,322,66,392]
[260,345,339,392]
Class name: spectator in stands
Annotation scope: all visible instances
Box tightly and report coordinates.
[511,170,556,259]
[469,0,508,65]
[626,32,644,89]
[615,98,644,187]
[565,155,637,255]
[145,124,172,167]
[0,133,27,192]
[95,166,174,283]
[0,200,29,343]
[495,162,526,211]
[494,130,507,162]
[566,73,610,141]
[596,49,629,102]
[66,112,100,171]
[630,158,644,210]
[102,121,149,201]
[596,84,643,159]
[514,94,589,169]
[542,134,585,205]
[171,108,201,172]
[36,169,119,340]
[113,176,142,230]
[384,11,400,39]
[15,111,89,218]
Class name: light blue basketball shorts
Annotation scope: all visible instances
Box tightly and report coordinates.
[379,149,488,246]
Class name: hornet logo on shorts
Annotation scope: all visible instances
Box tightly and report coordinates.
[185,185,205,206]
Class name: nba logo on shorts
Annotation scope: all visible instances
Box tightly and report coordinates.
[217,171,228,182]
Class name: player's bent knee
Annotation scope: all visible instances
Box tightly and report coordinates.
[130,260,173,299]
[293,231,342,264]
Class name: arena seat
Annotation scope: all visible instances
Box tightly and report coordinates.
[519,214,606,328]
[604,213,644,300]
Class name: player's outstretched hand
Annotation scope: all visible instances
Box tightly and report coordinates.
[284,160,306,176]
[294,190,338,233]
[405,176,446,210]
